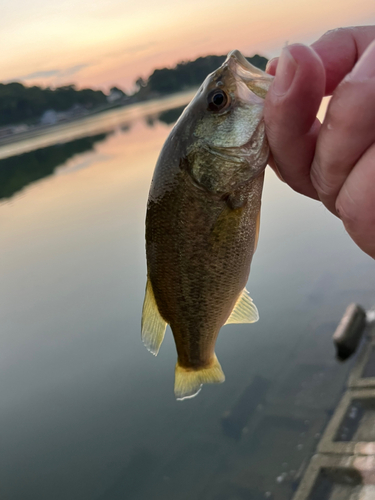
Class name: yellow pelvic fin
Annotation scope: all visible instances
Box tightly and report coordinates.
[141,278,167,356]
[225,288,259,325]
[174,354,225,401]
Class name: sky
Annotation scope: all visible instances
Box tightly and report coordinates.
[1,0,375,93]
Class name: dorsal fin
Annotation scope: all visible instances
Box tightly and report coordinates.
[224,288,259,325]
[141,278,167,355]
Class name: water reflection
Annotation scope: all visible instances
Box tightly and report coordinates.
[0,100,186,202]
[221,375,270,440]
[144,104,186,127]
[0,96,374,500]
[0,89,195,160]
[0,133,109,200]
[97,449,157,500]
[157,105,186,125]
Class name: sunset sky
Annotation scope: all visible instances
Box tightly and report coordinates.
[1,0,375,93]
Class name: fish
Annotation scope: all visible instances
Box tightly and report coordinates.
[142,50,273,400]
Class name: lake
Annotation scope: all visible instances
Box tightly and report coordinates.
[1,92,374,500]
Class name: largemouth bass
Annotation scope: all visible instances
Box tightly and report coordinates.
[142,50,273,400]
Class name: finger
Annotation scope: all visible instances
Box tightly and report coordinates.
[336,142,375,259]
[310,39,375,214]
[266,26,375,95]
[312,26,375,95]
[264,44,325,198]
[267,152,286,182]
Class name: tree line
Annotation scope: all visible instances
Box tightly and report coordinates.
[0,54,268,126]
[0,83,108,127]
[138,54,268,96]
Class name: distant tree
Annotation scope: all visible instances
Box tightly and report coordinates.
[135,77,147,89]
[110,86,127,97]
[142,54,268,95]
[0,82,107,126]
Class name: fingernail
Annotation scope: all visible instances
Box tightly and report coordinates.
[266,57,278,74]
[351,39,375,80]
[272,47,298,96]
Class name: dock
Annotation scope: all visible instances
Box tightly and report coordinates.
[293,320,375,500]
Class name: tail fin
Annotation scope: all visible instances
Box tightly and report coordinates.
[174,354,225,400]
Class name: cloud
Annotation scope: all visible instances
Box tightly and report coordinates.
[6,64,90,83]
[59,64,89,77]
[18,69,60,79]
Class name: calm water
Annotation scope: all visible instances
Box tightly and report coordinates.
[1,94,374,500]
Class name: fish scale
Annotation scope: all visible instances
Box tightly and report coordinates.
[142,50,273,400]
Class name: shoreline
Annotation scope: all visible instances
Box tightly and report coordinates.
[0,89,196,160]
[0,102,124,147]
[0,89,196,150]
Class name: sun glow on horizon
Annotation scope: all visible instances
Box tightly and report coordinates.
[1,0,375,92]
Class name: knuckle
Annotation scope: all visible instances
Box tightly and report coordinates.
[337,184,375,233]
[328,80,375,133]
[336,195,372,256]
[336,196,358,229]
[326,91,358,134]
[310,156,337,199]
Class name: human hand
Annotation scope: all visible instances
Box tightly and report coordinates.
[264,26,375,258]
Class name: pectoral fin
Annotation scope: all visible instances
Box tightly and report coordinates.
[225,288,259,325]
[141,278,167,356]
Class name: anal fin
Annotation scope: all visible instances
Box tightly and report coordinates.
[225,288,259,325]
[141,278,167,356]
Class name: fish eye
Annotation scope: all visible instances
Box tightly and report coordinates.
[207,90,229,112]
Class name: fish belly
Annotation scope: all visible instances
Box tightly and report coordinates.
[146,170,264,368]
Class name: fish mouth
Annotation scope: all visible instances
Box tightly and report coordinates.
[225,49,273,99]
